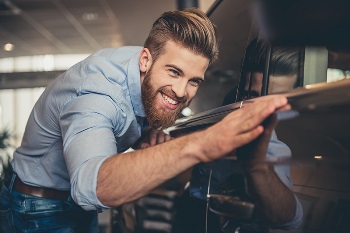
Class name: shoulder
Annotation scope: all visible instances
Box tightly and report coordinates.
[75,46,142,77]
[92,46,143,60]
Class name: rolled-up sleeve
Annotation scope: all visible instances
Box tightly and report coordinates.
[60,92,125,211]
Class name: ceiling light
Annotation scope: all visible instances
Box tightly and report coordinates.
[82,13,99,21]
[4,43,14,52]
[314,155,323,160]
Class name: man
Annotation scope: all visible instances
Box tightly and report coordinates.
[183,38,304,233]
[0,9,289,232]
[239,37,304,99]
[223,37,304,105]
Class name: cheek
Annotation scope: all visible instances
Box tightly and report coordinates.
[268,81,276,94]
[186,87,198,101]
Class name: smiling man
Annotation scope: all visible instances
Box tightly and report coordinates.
[0,8,290,233]
[140,40,207,129]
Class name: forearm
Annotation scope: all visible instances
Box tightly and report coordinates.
[97,95,288,207]
[97,132,202,207]
[244,164,296,225]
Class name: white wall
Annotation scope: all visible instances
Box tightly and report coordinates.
[0,88,45,149]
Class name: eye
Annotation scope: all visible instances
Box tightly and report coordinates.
[241,91,249,100]
[250,94,259,99]
[189,79,202,87]
[169,69,180,77]
[241,90,259,100]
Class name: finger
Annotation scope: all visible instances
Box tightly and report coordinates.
[252,95,288,110]
[227,97,281,123]
[224,155,238,160]
[165,134,172,142]
[262,114,278,135]
[224,150,237,159]
[226,103,275,135]
[236,97,287,130]
[140,143,150,149]
[276,104,291,112]
[231,125,264,149]
[157,133,165,144]
[251,96,288,115]
[253,94,287,103]
[149,130,158,146]
[200,125,264,162]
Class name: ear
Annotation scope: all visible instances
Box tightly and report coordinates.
[139,48,153,73]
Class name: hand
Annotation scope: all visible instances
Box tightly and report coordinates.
[235,95,290,164]
[133,127,173,149]
[236,113,277,165]
[198,95,288,162]
[241,95,291,112]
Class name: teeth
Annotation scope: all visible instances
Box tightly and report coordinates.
[162,94,178,105]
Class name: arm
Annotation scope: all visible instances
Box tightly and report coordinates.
[237,114,297,225]
[97,95,288,207]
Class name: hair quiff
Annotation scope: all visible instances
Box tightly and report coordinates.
[144,8,219,64]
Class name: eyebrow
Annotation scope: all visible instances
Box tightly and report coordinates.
[165,64,205,81]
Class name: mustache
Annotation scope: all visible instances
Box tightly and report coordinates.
[159,87,188,104]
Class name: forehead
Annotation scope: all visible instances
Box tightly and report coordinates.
[269,74,298,93]
[245,72,298,94]
[155,41,209,76]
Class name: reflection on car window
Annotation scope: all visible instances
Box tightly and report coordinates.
[237,37,305,100]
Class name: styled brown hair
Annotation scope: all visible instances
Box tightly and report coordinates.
[241,38,304,77]
[144,8,219,64]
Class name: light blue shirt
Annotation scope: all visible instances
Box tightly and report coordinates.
[12,46,146,211]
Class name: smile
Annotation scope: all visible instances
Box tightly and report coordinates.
[162,93,179,105]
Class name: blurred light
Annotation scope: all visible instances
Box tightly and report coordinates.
[82,12,99,21]
[0,54,89,73]
[181,107,192,117]
[308,104,316,110]
[4,43,14,52]
[0,58,14,72]
[43,54,54,71]
[314,155,323,160]
[327,68,349,83]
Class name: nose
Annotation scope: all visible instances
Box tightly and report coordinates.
[172,79,188,98]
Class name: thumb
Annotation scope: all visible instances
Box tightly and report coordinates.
[262,113,278,136]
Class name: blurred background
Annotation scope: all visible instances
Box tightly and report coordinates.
[0,0,217,148]
[1,0,348,150]
[1,0,350,232]
[0,1,217,232]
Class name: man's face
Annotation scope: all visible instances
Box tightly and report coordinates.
[141,41,209,129]
[242,72,297,99]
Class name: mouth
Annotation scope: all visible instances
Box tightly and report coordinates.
[161,93,179,110]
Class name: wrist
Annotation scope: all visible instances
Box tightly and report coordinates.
[242,161,274,176]
[184,129,213,163]
[179,131,205,164]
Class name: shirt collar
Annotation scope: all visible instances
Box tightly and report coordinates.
[127,49,146,117]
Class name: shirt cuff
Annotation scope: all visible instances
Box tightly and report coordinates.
[70,156,111,211]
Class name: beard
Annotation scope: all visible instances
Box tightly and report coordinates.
[141,68,189,129]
